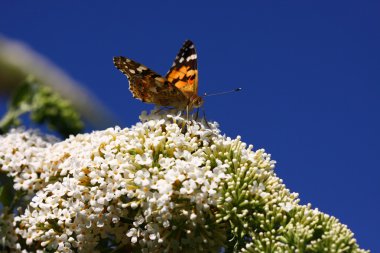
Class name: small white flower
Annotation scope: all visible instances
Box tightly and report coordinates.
[279,202,294,212]
[154,179,173,195]
[166,111,184,123]
[135,152,153,167]
[134,169,151,186]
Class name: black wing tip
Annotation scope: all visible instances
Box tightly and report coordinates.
[183,39,194,46]
[113,56,121,65]
[113,56,124,62]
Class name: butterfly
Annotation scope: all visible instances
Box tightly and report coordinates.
[113,40,203,110]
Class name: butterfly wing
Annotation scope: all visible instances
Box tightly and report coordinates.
[113,56,188,108]
[165,40,198,99]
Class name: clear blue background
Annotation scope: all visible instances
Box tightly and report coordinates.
[1,1,379,251]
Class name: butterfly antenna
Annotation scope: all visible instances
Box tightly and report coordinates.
[203,88,242,97]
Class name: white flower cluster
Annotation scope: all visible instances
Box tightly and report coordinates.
[2,110,258,252]
[0,128,59,194]
[0,110,368,253]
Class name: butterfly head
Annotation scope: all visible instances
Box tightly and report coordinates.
[189,95,204,109]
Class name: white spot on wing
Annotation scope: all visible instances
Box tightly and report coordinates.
[137,65,147,72]
[129,69,136,74]
[186,54,197,61]
[179,57,184,63]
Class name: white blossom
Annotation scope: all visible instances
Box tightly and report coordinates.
[0,110,368,253]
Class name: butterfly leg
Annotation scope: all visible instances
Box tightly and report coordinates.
[194,108,200,121]
[153,106,164,114]
[180,106,189,130]
[154,106,178,116]
[186,105,190,122]
[178,106,190,131]
[202,108,211,128]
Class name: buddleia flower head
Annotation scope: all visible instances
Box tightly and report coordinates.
[0,110,368,252]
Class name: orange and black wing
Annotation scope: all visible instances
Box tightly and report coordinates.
[165,40,198,99]
[113,56,187,107]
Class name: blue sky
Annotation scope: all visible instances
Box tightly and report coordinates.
[1,1,379,251]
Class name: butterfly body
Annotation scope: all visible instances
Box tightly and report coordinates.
[113,40,203,110]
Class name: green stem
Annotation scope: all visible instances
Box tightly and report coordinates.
[0,107,31,134]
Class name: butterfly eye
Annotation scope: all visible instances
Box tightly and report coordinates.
[190,96,203,108]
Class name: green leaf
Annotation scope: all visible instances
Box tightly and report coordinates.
[0,173,15,207]
[9,79,34,110]
[0,76,84,137]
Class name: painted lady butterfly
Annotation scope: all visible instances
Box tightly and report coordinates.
[113,40,203,110]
